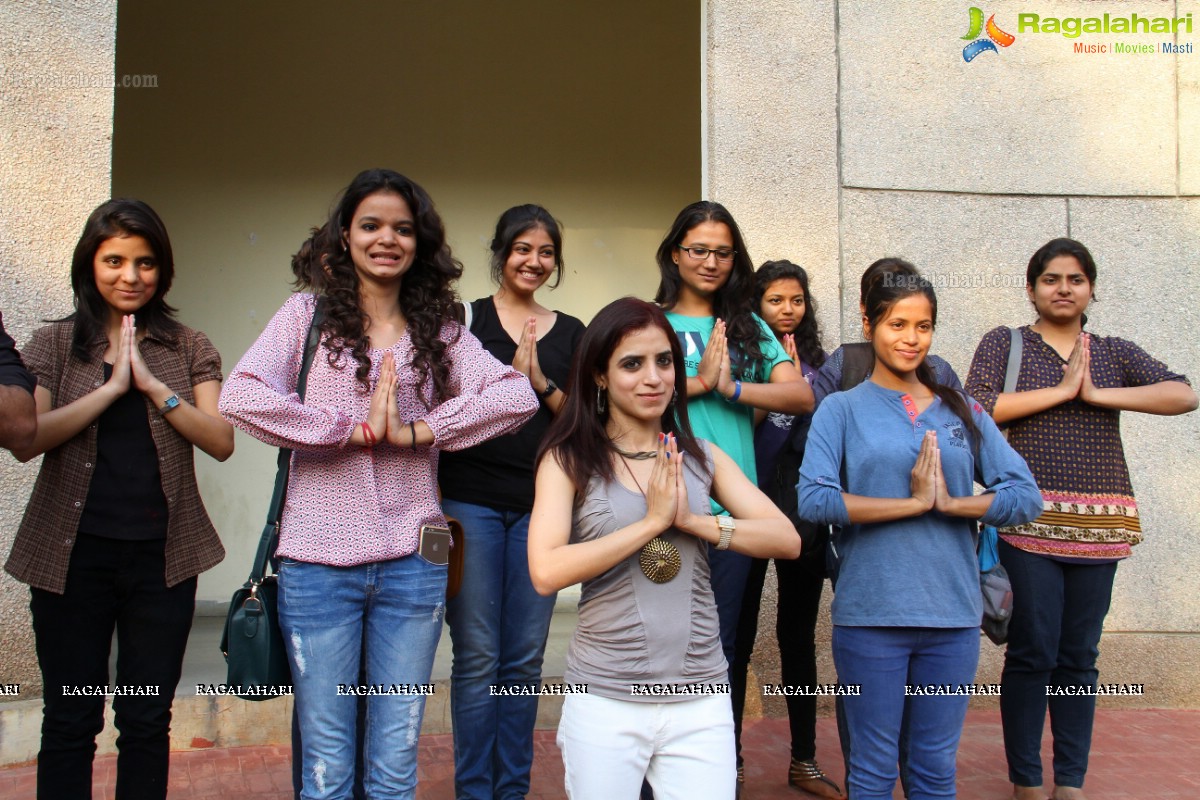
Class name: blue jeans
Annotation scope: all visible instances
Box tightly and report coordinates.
[832,626,979,800]
[443,499,557,800]
[998,541,1117,789]
[279,555,446,800]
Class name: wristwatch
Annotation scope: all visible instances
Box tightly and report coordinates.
[539,379,559,400]
[159,394,181,415]
[715,515,736,550]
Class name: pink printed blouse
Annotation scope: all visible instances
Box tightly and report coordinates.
[219,293,538,566]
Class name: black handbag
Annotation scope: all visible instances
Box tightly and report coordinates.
[220,299,324,700]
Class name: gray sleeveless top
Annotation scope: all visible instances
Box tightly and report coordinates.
[563,440,727,702]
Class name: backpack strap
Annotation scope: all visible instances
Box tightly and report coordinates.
[840,342,874,390]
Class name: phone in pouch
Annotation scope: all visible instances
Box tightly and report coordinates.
[419,524,452,566]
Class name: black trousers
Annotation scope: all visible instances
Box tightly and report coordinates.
[730,550,826,763]
[31,533,196,800]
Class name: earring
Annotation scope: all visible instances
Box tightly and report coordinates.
[596,386,607,416]
[670,389,678,407]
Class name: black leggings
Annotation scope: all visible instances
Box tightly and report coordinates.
[730,550,826,763]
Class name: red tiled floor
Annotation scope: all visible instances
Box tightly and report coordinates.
[0,709,1196,798]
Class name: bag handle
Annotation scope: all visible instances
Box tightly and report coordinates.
[248,296,326,584]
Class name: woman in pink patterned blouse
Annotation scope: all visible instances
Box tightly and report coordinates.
[220,169,538,800]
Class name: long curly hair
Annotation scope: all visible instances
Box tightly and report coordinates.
[291,169,463,408]
[653,201,770,381]
[754,260,825,370]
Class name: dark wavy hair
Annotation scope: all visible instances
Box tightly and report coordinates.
[863,272,980,447]
[291,169,463,407]
[537,297,708,492]
[489,204,564,289]
[1026,237,1097,327]
[754,260,825,370]
[653,201,769,380]
[65,198,181,361]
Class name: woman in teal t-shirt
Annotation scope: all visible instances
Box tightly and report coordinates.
[652,201,812,785]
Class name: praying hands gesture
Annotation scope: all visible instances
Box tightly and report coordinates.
[782,333,802,372]
[347,352,434,449]
[16,314,234,462]
[512,316,549,394]
[642,433,695,533]
[692,319,728,397]
[908,430,994,520]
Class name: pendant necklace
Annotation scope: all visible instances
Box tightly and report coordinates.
[619,454,681,584]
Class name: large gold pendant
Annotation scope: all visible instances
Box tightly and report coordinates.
[639,537,681,583]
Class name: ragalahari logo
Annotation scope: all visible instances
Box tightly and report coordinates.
[962,7,1016,61]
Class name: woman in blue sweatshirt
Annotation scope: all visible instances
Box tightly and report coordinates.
[797,270,1041,800]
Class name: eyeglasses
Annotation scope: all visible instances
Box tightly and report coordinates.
[677,245,736,264]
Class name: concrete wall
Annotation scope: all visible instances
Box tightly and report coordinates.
[0,0,118,694]
[709,0,1200,713]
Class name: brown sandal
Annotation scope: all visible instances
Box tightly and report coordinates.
[788,758,847,800]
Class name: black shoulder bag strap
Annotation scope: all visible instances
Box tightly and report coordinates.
[249,296,326,583]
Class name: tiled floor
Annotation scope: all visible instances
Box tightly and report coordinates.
[1,708,1196,799]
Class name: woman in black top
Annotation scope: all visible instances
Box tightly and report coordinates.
[437,205,585,800]
[9,199,233,799]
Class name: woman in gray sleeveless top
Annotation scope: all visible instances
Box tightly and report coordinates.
[528,298,800,800]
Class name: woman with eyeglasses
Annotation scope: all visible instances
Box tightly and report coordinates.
[653,200,813,787]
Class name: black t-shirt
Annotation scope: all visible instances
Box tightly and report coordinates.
[78,363,169,540]
[438,297,585,511]
[0,312,36,393]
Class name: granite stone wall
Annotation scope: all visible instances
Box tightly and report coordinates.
[0,0,118,696]
[707,0,1200,715]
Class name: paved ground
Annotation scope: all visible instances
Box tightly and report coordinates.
[1,708,1196,799]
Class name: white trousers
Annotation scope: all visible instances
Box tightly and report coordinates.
[556,691,736,800]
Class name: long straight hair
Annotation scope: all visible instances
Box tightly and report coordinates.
[538,297,707,492]
[65,199,181,361]
[653,201,770,380]
[863,273,980,446]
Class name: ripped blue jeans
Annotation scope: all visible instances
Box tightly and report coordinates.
[279,555,446,800]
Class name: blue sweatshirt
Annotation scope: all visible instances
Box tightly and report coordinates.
[797,380,1041,628]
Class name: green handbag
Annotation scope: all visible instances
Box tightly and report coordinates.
[220,298,324,700]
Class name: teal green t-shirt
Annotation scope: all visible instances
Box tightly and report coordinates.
[664,312,790,511]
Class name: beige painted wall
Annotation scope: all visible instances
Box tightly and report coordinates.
[109,0,701,604]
